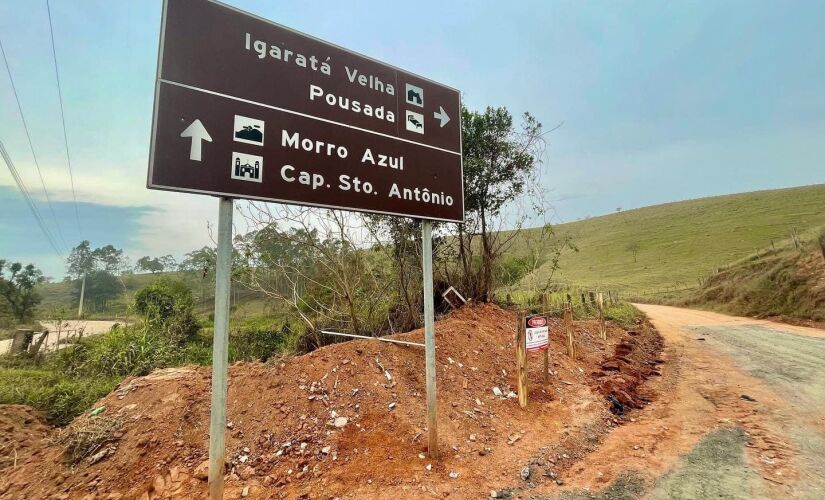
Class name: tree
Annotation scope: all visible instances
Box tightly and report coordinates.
[134,255,177,274]
[236,204,395,344]
[0,260,44,323]
[135,256,165,274]
[159,255,177,271]
[178,247,217,276]
[66,240,95,279]
[449,106,551,301]
[67,241,127,277]
[92,245,126,274]
[71,270,121,313]
[363,215,426,332]
[626,241,641,263]
[66,241,127,315]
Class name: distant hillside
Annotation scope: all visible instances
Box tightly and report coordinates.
[36,272,270,320]
[676,241,825,323]
[516,184,825,293]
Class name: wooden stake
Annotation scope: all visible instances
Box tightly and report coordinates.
[564,303,575,358]
[598,292,606,340]
[516,311,527,408]
[543,342,549,388]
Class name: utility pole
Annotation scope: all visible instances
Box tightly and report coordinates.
[422,221,438,457]
[77,274,86,318]
[208,197,233,500]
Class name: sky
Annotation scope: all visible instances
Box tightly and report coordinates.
[1,0,824,278]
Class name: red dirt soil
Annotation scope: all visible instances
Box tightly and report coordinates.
[0,406,52,471]
[0,304,663,499]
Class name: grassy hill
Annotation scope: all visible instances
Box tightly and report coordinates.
[516,184,825,294]
[675,241,825,322]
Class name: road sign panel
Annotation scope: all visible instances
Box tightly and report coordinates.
[148,0,463,222]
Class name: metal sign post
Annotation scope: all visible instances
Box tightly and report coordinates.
[208,196,233,499]
[421,221,438,457]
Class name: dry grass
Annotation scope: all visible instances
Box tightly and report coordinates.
[56,411,122,464]
[676,242,825,322]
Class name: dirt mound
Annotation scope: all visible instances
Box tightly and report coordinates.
[0,405,52,472]
[0,304,663,499]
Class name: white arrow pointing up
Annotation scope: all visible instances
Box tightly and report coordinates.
[180,119,212,161]
[434,106,450,128]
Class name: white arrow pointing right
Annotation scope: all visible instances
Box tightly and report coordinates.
[180,119,212,161]
[434,106,450,128]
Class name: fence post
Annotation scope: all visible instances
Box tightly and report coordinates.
[543,334,550,389]
[564,303,575,358]
[9,329,34,354]
[598,292,606,340]
[515,310,527,408]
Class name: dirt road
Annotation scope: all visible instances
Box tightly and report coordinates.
[0,320,121,354]
[627,304,825,499]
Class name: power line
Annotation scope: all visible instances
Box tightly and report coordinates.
[46,0,82,239]
[0,137,64,260]
[0,36,66,251]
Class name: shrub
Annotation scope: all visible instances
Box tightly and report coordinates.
[0,367,118,426]
[819,230,825,261]
[133,279,200,343]
[495,256,533,287]
[54,324,191,378]
[228,316,301,362]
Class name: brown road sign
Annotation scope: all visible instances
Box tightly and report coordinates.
[148,0,463,222]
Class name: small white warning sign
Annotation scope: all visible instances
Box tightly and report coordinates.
[525,315,549,352]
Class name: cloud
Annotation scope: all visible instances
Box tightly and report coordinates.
[0,156,218,269]
[0,185,154,277]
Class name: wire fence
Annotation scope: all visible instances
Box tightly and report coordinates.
[503,288,622,316]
